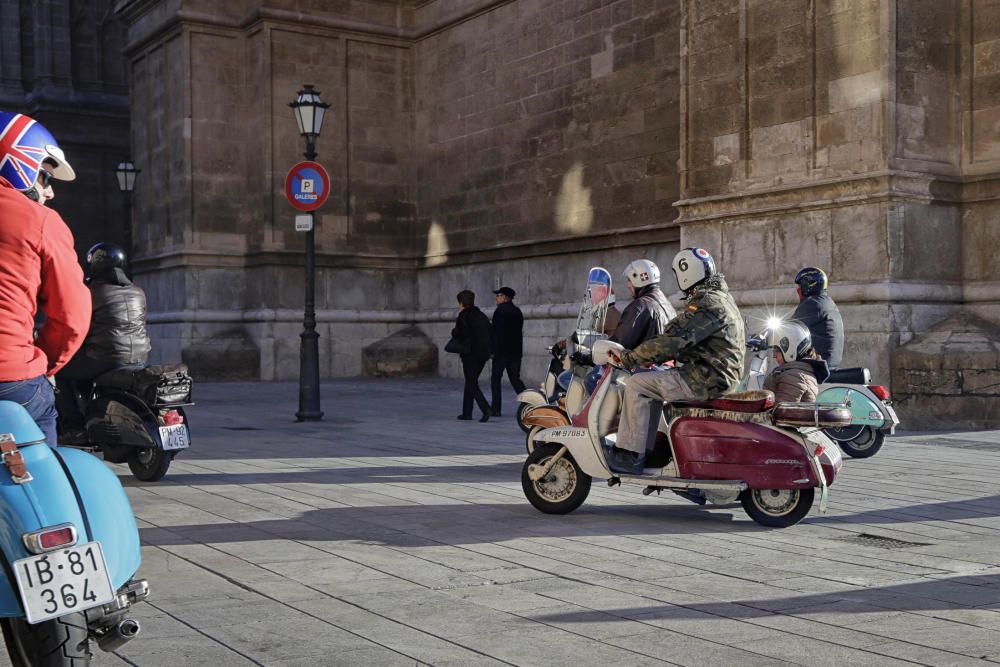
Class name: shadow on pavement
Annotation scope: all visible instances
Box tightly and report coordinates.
[531,572,1000,623]
[122,461,523,486]
[813,494,1000,524]
[139,501,766,547]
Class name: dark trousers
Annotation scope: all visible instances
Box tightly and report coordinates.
[54,354,116,431]
[0,376,58,446]
[490,355,527,415]
[461,355,490,417]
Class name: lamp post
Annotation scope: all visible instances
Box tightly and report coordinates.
[114,160,139,261]
[289,85,330,422]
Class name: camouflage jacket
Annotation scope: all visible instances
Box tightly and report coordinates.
[620,275,746,398]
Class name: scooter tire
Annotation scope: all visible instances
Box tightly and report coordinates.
[827,426,885,459]
[127,446,173,482]
[1,613,91,666]
[740,487,814,528]
[516,402,532,434]
[521,444,591,515]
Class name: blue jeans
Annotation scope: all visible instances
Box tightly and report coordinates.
[0,376,57,446]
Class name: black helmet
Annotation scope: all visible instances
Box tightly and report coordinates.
[794,266,828,298]
[86,242,126,280]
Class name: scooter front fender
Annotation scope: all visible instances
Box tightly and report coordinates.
[535,427,608,477]
[817,385,887,427]
[516,389,548,407]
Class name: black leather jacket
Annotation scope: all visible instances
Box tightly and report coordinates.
[792,290,844,369]
[611,284,677,350]
[82,268,151,366]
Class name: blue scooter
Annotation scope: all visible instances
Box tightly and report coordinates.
[0,401,148,666]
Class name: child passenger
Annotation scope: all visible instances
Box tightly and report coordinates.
[763,321,830,403]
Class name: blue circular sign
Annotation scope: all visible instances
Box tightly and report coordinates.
[284,161,330,212]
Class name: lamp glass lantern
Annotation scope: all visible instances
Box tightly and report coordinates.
[289,85,330,137]
[115,160,139,192]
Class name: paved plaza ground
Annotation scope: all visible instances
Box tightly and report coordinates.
[9,378,1000,666]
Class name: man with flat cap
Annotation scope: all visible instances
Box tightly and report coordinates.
[490,286,527,416]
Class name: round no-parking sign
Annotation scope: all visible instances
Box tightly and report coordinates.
[284,161,330,212]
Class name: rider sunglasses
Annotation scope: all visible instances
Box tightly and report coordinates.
[36,169,53,189]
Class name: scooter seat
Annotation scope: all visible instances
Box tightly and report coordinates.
[826,367,871,384]
[669,390,775,413]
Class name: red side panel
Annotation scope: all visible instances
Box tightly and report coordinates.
[670,417,818,489]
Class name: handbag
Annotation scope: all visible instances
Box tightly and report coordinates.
[444,336,466,354]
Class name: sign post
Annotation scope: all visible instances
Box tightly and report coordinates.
[285,160,331,422]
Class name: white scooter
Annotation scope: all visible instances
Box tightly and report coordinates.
[742,319,899,458]
[522,340,848,528]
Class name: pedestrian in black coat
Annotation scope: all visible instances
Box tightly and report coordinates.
[490,286,527,416]
[452,290,492,422]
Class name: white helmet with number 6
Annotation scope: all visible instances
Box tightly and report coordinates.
[623,259,660,288]
[671,247,716,291]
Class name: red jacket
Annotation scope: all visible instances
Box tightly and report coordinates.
[0,177,90,381]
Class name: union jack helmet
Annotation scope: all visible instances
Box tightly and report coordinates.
[0,111,75,195]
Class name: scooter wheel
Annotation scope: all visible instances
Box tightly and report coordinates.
[826,426,885,459]
[1,612,91,666]
[127,447,173,482]
[521,444,591,515]
[740,488,814,528]
[516,402,532,434]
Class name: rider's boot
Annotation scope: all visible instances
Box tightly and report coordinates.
[607,445,646,474]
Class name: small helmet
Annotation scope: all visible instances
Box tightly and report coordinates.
[766,321,812,363]
[623,259,660,288]
[86,242,127,280]
[671,247,716,291]
[0,112,75,199]
[794,266,828,298]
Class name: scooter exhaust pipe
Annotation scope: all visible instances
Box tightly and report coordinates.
[97,618,140,653]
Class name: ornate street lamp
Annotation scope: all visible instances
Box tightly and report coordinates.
[114,159,140,261]
[289,85,330,421]
[289,84,330,161]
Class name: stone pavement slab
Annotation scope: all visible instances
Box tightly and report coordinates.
[2,378,1000,666]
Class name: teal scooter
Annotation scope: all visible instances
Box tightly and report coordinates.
[742,322,899,458]
[0,401,148,666]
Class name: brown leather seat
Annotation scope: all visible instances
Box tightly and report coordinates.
[669,390,776,414]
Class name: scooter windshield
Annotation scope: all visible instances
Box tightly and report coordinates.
[576,267,611,336]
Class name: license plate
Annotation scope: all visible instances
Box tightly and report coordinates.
[13,542,116,624]
[159,423,189,450]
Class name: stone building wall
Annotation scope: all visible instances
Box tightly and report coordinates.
[117,0,684,384]
[0,0,130,258]
[674,0,1000,426]
[113,0,999,425]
